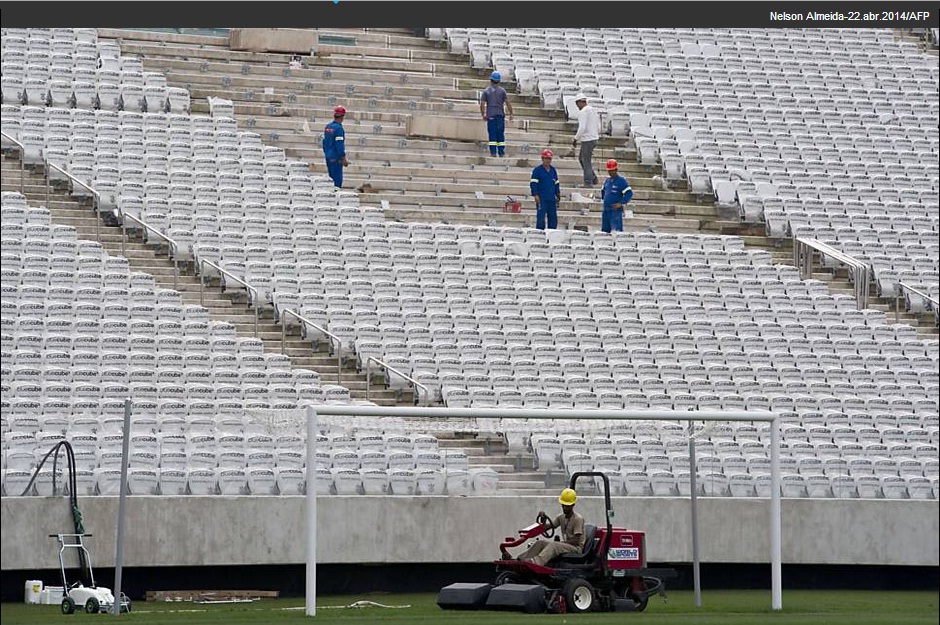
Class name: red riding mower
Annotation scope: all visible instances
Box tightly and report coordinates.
[438,471,676,614]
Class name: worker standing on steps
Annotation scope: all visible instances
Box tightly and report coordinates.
[530,149,560,230]
[601,159,633,233]
[322,106,349,190]
[480,71,513,157]
[572,93,601,188]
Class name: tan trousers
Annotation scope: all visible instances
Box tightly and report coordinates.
[518,539,579,565]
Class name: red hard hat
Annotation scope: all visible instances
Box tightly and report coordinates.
[606,159,619,170]
[333,106,347,116]
[541,149,554,158]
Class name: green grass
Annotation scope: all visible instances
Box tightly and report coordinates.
[2,591,937,624]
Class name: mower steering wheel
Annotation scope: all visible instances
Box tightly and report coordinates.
[537,512,555,538]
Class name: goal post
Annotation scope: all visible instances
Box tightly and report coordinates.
[303,405,782,616]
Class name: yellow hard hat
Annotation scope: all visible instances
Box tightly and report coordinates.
[559,488,577,506]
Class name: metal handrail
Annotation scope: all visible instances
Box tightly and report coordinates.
[3,129,278,341]
[793,238,870,309]
[198,258,260,337]
[117,208,178,256]
[895,281,940,323]
[365,356,428,405]
[0,131,25,194]
[280,309,343,384]
[3,133,102,242]
[43,161,101,243]
[1,133,102,241]
[3,130,200,297]
[118,210,180,290]
[2,132,178,262]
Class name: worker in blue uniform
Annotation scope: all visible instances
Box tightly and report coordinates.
[601,159,633,233]
[479,72,513,157]
[530,148,561,230]
[322,105,349,190]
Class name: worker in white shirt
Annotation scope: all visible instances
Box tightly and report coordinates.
[571,93,601,188]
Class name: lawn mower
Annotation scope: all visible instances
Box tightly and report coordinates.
[438,471,676,614]
[51,533,131,614]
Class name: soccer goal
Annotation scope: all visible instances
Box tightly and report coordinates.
[300,405,783,616]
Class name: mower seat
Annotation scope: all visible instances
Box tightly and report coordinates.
[555,524,598,566]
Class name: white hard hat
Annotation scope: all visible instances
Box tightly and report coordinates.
[574,93,587,101]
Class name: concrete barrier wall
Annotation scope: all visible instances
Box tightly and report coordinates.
[3,497,937,570]
[229,28,318,54]
[406,115,487,142]
[404,115,555,146]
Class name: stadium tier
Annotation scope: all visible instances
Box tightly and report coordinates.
[448,27,939,311]
[1,26,937,505]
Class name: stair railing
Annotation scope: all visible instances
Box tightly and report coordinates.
[280,309,344,384]
[364,356,428,405]
[896,281,939,324]
[0,131,26,194]
[793,238,870,309]
[198,258,260,337]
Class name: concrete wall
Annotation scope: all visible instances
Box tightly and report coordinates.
[2,496,937,570]
[406,115,487,142]
[404,115,555,146]
[229,28,318,54]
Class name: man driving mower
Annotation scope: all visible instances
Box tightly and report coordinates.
[504,488,585,565]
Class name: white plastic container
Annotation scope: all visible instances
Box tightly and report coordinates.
[25,580,42,604]
[40,586,64,604]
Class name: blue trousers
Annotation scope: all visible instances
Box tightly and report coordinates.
[326,159,343,189]
[536,199,558,230]
[486,115,506,156]
[601,207,623,233]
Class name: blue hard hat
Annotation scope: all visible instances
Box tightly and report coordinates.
[490,71,501,82]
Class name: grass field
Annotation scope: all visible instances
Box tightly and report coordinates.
[2,590,937,625]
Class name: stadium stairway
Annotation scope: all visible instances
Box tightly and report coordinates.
[898,27,940,57]
[761,235,938,338]
[97,27,936,341]
[98,27,736,234]
[3,150,553,491]
[0,153,409,407]
[2,157,550,490]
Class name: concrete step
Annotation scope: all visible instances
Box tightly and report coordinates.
[178,74,548,117]
[317,40,458,62]
[467,459,517,474]
[377,205,704,233]
[369,198,716,222]
[285,142,638,171]
[185,84,538,121]
[496,480,553,491]
[349,185,708,215]
[240,105,569,134]
[320,28,438,47]
[159,57,461,92]
[424,437,481,449]
[117,58,484,103]
[336,178,694,206]
[98,28,452,65]
[335,162,689,192]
